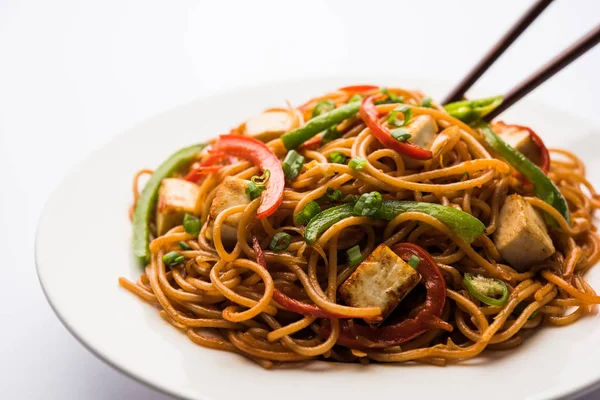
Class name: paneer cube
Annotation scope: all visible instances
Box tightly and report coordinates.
[208,176,251,242]
[401,115,439,169]
[339,244,421,324]
[492,122,542,166]
[156,178,201,235]
[493,194,555,271]
[244,110,295,142]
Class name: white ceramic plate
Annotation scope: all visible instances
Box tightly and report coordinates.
[37,77,600,400]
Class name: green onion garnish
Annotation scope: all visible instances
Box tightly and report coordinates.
[163,251,185,266]
[326,187,343,201]
[296,201,321,225]
[269,232,291,252]
[282,150,305,180]
[251,169,271,185]
[421,97,433,108]
[178,241,192,250]
[347,245,363,267]
[183,214,201,236]
[348,157,367,170]
[407,255,420,269]
[463,273,509,307]
[391,128,411,142]
[312,100,336,118]
[342,194,356,203]
[388,104,412,128]
[377,87,404,104]
[246,181,265,200]
[329,151,347,164]
[353,191,383,216]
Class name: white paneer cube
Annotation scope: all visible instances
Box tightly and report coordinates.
[208,176,251,242]
[401,114,439,169]
[244,110,295,142]
[493,194,555,271]
[339,244,421,324]
[156,178,201,236]
[492,122,542,166]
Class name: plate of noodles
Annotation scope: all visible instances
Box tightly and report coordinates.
[36,77,600,400]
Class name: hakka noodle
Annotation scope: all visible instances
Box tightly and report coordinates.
[120,85,600,368]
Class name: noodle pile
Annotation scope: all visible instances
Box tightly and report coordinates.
[120,86,600,368]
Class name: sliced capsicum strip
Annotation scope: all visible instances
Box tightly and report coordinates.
[360,96,432,160]
[132,143,207,264]
[477,123,570,225]
[212,135,284,219]
[281,102,360,150]
[303,200,485,245]
[444,96,503,124]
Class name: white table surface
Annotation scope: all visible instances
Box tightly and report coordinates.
[1,0,599,398]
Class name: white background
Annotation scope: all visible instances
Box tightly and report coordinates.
[1,0,599,399]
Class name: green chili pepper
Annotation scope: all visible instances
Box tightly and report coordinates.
[477,123,570,225]
[304,200,485,244]
[444,96,503,124]
[463,273,509,307]
[312,100,336,118]
[132,143,207,264]
[281,103,360,149]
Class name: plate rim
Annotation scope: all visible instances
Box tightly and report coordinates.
[35,75,600,400]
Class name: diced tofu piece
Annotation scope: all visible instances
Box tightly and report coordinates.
[156,178,201,235]
[244,110,295,142]
[401,115,439,169]
[493,194,555,271]
[406,114,438,149]
[339,244,421,324]
[492,122,542,166]
[208,176,251,242]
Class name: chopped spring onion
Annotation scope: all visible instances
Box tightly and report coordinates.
[463,273,509,307]
[246,181,265,200]
[353,191,383,216]
[460,171,470,181]
[391,128,411,142]
[296,201,321,225]
[251,169,271,185]
[183,213,201,236]
[513,302,540,320]
[421,97,433,108]
[342,194,356,203]
[312,100,336,118]
[347,245,363,267]
[318,187,343,204]
[269,232,291,252]
[178,241,192,250]
[282,150,305,180]
[388,105,412,128]
[407,255,420,269]
[348,94,363,103]
[329,151,347,164]
[163,251,185,266]
[348,157,367,170]
[376,87,404,104]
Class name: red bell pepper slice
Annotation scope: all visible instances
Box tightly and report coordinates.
[360,96,433,160]
[212,135,284,219]
[320,243,448,349]
[338,84,380,95]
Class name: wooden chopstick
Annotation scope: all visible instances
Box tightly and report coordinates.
[484,24,600,121]
[442,0,554,104]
